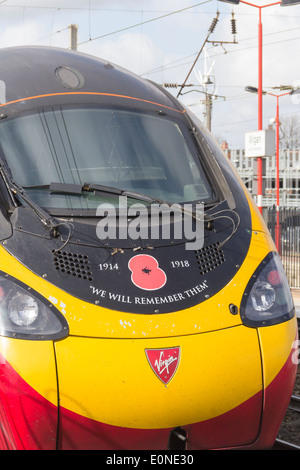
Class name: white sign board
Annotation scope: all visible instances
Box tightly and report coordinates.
[245,129,275,158]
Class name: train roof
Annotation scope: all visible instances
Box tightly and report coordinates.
[0,46,181,115]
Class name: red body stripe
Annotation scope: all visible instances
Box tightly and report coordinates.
[0,354,57,450]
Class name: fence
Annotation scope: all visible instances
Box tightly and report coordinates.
[267,206,300,288]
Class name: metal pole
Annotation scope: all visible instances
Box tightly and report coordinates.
[275,96,280,253]
[206,94,212,131]
[69,24,78,50]
[257,7,263,214]
[240,1,280,214]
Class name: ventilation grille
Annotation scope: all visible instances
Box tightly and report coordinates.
[194,242,225,275]
[53,250,93,280]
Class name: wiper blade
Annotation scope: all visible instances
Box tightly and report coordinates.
[24,182,85,196]
[26,181,160,205]
[48,181,156,203]
[48,181,212,222]
[28,181,216,210]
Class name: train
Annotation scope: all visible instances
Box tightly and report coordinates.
[0,45,297,450]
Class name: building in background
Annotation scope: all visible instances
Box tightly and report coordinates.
[222,132,300,288]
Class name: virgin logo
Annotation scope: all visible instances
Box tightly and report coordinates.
[128,254,167,291]
[145,347,180,384]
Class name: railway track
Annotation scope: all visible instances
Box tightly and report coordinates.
[289,394,300,413]
[273,438,300,450]
[273,395,300,450]
[274,322,300,450]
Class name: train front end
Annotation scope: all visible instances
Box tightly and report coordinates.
[0,46,297,450]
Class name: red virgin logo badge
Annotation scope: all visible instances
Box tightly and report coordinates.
[145,347,180,385]
[128,254,167,291]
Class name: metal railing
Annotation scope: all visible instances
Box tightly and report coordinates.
[267,206,300,288]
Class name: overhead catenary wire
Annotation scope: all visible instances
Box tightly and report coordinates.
[142,25,300,77]
[77,0,213,46]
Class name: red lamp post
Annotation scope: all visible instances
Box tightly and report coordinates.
[246,86,293,253]
[219,0,300,213]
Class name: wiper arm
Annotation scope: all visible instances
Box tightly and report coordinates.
[8,182,74,251]
[11,182,74,251]
[0,151,73,252]
[0,152,58,230]
[10,183,58,229]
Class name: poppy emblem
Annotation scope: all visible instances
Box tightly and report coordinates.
[145,347,180,384]
[128,254,167,291]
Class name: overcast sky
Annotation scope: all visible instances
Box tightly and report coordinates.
[0,0,299,147]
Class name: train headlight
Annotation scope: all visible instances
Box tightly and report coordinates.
[8,293,39,326]
[241,252,295,327]
[250,281,275,312]
[0,274,69,340]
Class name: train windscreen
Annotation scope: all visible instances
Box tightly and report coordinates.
[0,107,216,211]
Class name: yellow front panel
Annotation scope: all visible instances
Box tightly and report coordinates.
[55,325,262,428]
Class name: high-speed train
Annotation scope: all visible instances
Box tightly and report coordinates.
[0,46,297,450]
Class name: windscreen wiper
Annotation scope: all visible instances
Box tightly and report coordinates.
[0,151,73,251]
[24,182,156,203]
[48,181,209,224]
[5,180,74,251]
[25,182,240,247]
[48,181,158,204]
[11,183,59,229]
[0,152,58,231]
[37,182,234,228]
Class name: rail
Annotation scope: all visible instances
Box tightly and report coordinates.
[273,394,300,450]
[273,438,300,450]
